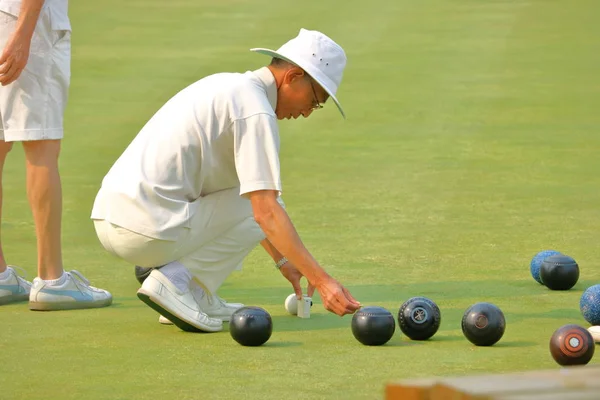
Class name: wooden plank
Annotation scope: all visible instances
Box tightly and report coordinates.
[385,377,437,400]
[491,389,600,400]
[429,366,600,400]
[385,366,600,400]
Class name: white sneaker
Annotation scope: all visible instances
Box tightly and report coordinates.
[137,269,222,332]
[221,297,245,309]
[0,266,32,305]
[29,270,112,311]
[196,292,245,322]
[158,294,244,325]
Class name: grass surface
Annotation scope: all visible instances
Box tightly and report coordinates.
[1,0,600,399]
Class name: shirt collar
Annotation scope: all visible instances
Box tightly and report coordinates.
[252,67,278,111]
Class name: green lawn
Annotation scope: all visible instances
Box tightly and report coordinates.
[1,0,600,399]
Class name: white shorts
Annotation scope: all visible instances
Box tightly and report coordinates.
[0,7,71,142]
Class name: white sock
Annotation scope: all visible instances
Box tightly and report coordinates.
[44,272,67,286]
[0,268,11,280]
[160,261,192,292]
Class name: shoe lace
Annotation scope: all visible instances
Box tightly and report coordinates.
[68,270,104,292]
[10,265,32,285]
[11,265,29,279]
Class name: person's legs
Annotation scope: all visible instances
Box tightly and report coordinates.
[153,189,266,324]
[0,140,32,305]
[0,140,12,272]
[145,188,264,306]
[179,214,265,295]
[0,6,34,305]
[23,139,112,310]
[93,219,223,332]
[92,188,268,330]
[169,214,265,322]
[139,214,264,326]
[22,139,63,279]
[156,217,264,325]
[0,12,33,303]
[0,7,111,309]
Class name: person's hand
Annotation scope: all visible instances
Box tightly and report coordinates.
[314,276,361,316]
[279,262,313,299]
[0,31,31,86]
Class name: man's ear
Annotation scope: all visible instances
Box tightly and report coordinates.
[283,67,305,84]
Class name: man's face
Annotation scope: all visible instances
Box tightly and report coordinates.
[275,67,329,120]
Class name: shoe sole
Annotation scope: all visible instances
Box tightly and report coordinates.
[159,315,231,325]
[0,293,29,306]
[137,289,222,333]
[29,297,113,311]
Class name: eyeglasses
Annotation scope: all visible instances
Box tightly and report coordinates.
[309,79,323,111]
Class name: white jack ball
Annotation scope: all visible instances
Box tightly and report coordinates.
[284,293,298,315]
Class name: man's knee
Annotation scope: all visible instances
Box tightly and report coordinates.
[22,139,61,165]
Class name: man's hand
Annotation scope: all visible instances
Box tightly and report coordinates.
[0,30,31,86]
[315,277,361,316]
[0,0,46,86]
[279,262,359,316]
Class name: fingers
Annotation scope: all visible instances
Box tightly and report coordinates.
[280,264,304,299]
[0,58,21,86]
[323,299,345,316]
[307,282,316,297]
[0,59,11,85]
[7,64,24,85]
[0,49,26,86]
[0,62,9,76]
[316,279,362,316]
[0,64,20,86]
[323,292,353,317]
[0,52,10,76]
[317,288,341,316]
[324,288,361,316]
[342,286,361,307]
[288,271,303,300]
[338,296,360,315]
[292,279,303,300]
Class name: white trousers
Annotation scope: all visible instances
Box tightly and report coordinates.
[93,188,269,294]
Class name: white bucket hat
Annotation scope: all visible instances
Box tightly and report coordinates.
[250,28,347,118]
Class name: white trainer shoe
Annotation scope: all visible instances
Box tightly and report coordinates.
[29,270,112,311]
[158,294,244,325]
[137,269,222,332]
[196,292,244,322]
[0,266,32,305]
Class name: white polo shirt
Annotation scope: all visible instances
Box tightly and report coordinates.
[0,0,71,31]
[91,67,282,240]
